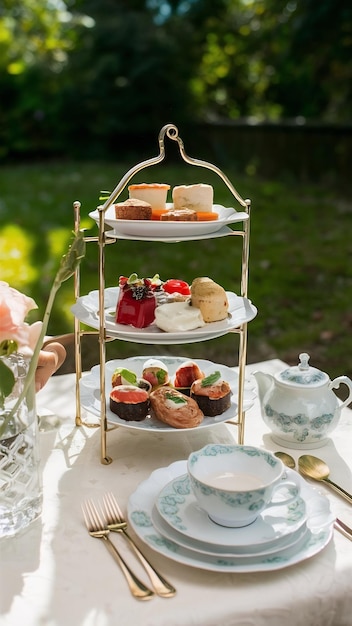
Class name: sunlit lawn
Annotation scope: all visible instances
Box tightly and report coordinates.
[1,159,351,386]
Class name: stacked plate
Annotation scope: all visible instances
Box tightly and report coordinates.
[127,460,334,573]
[71,288,257,345]
[88,204,249,241]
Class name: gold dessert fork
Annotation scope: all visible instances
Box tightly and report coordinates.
[81,499,154,600]
[102,492,176,597]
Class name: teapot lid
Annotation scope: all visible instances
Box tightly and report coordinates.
[277,353,328,387]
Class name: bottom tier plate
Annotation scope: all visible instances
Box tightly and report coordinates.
[79,356,256,432]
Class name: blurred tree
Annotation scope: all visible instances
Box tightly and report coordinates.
[263,0,352,122]
[0,0,351,160]
[0,0,91,157]
[59,0,198,154]
[193,0,352,123]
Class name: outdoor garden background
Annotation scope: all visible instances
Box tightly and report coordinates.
[1,0,351,395]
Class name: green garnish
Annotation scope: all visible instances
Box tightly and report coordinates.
[113,368,137,385]
[165,392,187,404]
[157,370,168,384]
[99,190,111,201]
[201,371,221,387]
[127,273,139,284]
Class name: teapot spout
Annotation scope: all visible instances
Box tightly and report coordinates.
[252,370,274,406]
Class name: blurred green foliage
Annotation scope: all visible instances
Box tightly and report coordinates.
[0,0,351,160]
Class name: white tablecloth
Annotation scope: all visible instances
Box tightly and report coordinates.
[1,360,352,626]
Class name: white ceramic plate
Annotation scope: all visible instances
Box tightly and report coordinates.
[151,506,308,558]
[79,356,256,430]
[127,461,334,572]
[104,225,236,243]
[156,473,307,548]
[89,204,249,239]
[71,288,257,345]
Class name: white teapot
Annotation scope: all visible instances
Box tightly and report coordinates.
[253,353,352,449]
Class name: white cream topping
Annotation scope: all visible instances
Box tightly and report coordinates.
[154,301,205,332]
[164,396,187,410]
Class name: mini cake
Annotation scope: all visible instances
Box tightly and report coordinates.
[154,301,205,332]
[115,198,152,220]
[162,279,190,296]
[142,358,170,389]
[174,360,205,396]
[128,183,170,211]
[109,385,149,421]
[160,208,197,221]
[154,278,191,306]
[190,371,232,416]
[172,184,213,213]
[116,274,156,328]
[150,386,204,428]
[191,277,228,323]
[111,368,151,393]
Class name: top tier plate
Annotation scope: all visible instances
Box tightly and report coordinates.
[89,204,248,240]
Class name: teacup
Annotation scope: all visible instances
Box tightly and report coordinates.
[187,444,300,527]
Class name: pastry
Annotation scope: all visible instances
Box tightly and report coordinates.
[150,386,204,428]
[172,183,213,213]
[114,198,152,220]
[173,360,205,396]
[142,358,170,389]
[190,371,232,416]
[116,274,156,328]
[160,208,197,221]
[128,183,170,211]
[111,368,151,393]
[154,278,190,306]
[190,277,228,322]
[162,279,190,296]
[154,301,205,332]
[109,385,150,421]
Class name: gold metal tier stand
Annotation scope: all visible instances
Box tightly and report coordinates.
[73,123,252,464]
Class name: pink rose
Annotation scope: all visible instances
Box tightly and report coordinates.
[0,282,38,349]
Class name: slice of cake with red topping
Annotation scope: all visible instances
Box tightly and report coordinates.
[115,273,156,328]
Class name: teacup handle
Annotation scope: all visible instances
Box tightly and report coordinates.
[330,376,352,410]
[267,480,300,508]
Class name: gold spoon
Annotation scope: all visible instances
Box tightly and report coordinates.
[298,455,352,504]
[274,451,352,540]
[274,451,296,469]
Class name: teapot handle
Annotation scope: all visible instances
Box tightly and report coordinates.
[330,376,352,409]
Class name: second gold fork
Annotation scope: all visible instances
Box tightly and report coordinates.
[102,492,176,597]
[82,499,154,600]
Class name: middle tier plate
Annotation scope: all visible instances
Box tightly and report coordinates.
[79,356,256,431]
[71,287,257,345]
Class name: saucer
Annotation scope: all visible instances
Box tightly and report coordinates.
[151,505,308,558]
[156,473,307,549]
[127,461,334,573]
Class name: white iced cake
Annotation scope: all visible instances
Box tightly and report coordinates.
[172,183,213,213]
[128,183,170,210]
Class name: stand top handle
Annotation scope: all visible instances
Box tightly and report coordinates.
[99,123,249,213]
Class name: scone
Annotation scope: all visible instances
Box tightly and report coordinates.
[190,277,229,322]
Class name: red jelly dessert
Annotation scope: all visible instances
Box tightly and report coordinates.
[116,274,156,328]
[162,279,190,296]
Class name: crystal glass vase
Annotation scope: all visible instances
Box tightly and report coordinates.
[0,353,42,538]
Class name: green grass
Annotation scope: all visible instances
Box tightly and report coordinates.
[1,159,351,389]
